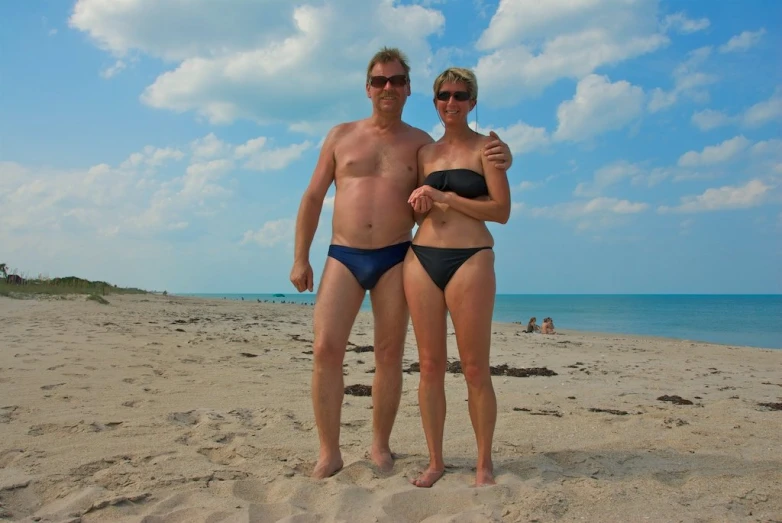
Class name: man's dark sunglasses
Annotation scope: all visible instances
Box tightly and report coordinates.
[369,74,408,88]
[437,91,471,102]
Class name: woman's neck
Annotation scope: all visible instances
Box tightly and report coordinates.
[441,122,476,142]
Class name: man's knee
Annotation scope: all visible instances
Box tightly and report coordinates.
[313,338,346,368]
[373,337,405,367]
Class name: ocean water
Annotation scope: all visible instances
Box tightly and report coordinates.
[182,293,782,350]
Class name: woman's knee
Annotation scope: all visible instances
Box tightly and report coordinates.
[419,355,446,382]
[462,360,492,389]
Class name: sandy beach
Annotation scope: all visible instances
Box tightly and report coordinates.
[1,293,780,522]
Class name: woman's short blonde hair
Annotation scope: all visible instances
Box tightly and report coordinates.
[432,67,478,101]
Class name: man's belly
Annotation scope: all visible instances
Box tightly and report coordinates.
[330,192,414,249]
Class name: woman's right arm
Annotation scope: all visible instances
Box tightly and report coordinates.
[412,145,434,224]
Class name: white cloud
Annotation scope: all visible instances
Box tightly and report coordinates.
[241,141,313,171]
[583,197,649,214]
[0,132,299,241]
[474,0,667,107]
[235,137,268,158]
[648,46,717,112]
[677,136,750,167]
[100,59,126,79]
[429,120,549,155]
[516,196,648,219]
[661,12,710,34]
[751,139,782,158]
[70,0,445,126]
[658,179,772,213]
[742,87,782,128]
[241,219,295,247]
[515,195,648,231]
[516,181,539,192]
[485,121,549,154]
[554,74,644,142]
[574,160,643,197]
[691,109,734,131]
[719,28,766,53]
[191,133,229,159]
[120,146,185,169]
[690,88,782,131]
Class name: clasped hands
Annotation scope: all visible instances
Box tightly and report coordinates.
[408,186,443,214]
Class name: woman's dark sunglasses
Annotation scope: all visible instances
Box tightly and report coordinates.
[436,91,471,102]
[369,74,408,88]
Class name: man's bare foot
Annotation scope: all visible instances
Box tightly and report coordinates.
[474,467,495,487]
[311,455,343,479]
[369,446,395,474]
[410,468,445,488]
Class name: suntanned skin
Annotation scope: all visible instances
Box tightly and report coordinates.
[291,58,512,480]
[404,79,511,488]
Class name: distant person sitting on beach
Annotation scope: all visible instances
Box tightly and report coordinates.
[404,67,511,488]
[524,317,539,333]
[541,317,556,334]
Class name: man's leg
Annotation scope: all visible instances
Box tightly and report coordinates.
[368,262,409,472]
[311,257,366,479]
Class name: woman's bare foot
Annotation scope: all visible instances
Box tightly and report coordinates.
[311,455,343,479]
[410,468,445,488]
[474,467,495,487]
[369,446,395,474]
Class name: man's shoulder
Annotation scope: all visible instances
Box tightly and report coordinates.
[323,121,364,148]
[329,120,361,136]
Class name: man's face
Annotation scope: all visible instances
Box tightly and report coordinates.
[366,59,410,115]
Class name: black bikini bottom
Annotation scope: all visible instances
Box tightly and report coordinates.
[410,245,492,291]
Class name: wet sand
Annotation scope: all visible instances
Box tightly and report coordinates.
[1,293,780,522]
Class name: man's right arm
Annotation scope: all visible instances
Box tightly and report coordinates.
[290,126,342,292]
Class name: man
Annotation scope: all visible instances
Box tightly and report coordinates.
[290,47,511,479]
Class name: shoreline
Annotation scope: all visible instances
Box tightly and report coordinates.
[1,293,780,521]
[174,292,782,351]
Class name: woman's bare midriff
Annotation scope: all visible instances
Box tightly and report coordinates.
[330,176,415,249]
[414,201,494,248]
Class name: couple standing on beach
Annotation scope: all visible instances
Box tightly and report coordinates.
[290,47,512,488]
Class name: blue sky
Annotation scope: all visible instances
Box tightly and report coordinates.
[1,0,780,294]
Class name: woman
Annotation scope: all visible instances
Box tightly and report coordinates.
[403,67,511,488]
[524,317,539,333]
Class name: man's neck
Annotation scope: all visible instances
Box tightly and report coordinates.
[369,112,404,131]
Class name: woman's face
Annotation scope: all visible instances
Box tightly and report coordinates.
[434,81,474,125]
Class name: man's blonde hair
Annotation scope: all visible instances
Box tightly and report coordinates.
[433,67,478,101]
[366,47,411,84]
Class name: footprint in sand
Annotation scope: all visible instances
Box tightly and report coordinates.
[0,406,19,424]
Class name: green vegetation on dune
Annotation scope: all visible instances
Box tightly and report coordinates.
[0,263,149,299]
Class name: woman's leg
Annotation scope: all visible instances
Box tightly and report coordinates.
[445,249,497,486]
[403,249,448,487]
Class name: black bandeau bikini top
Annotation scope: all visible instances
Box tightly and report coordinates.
[422,169,489,199]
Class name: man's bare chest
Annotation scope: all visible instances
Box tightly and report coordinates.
[336,139,417,180]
